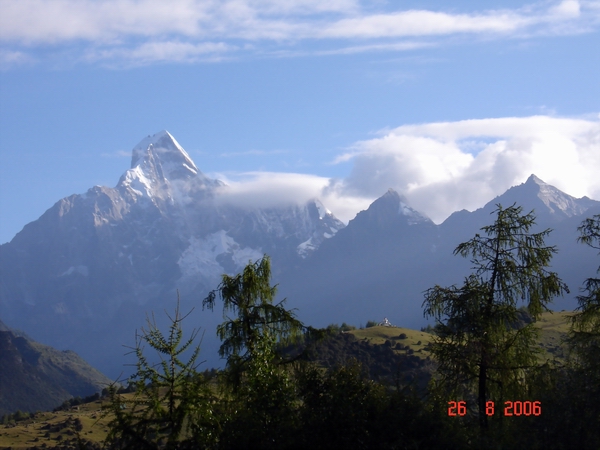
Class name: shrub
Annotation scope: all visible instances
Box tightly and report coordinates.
[340,322,356,332]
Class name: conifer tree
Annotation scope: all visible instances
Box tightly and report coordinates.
[203,255,304,388]
[570,214,600,346]
[423,204,568,432]
[203,255,304,448]
[566,214,600,447]
[103,296,218,449]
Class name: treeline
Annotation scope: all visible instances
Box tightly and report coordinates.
[1,409,36,425]
[101,206,600,449]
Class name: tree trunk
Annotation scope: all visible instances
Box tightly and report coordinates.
[478,358,488,430]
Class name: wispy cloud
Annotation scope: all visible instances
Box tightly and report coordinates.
[101,150,131,158]
[219,149,289,157]
[86,41,234,66]
[318,10,528,39]
[0,49,35,70]
[1,0,598,67]
[314,41,432,56]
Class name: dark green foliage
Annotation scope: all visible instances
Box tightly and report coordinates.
[102,297,219,449]
[102,253,600,449]
[420,324,435,333]
[204,255,305,448]
[299,331,434,392]
[551,213,600,449]
[296,360,387,448]
[512,362,600,450]
[365,320,378,328]
[321,322,358,333]
[340,322,356,332]
[570,214,600,359]
[423,204,568,432]
[216,335,298,450]
[295,360,468,450]
[0,409,32,424]
[203,255,304,388]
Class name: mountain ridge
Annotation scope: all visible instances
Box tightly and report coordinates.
[0,327,112,415]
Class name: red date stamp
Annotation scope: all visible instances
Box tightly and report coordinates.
[448,400,541,416]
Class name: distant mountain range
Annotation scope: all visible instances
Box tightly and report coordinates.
[279,174,600,333]
[1,131,598,378]
[0,320,111,415]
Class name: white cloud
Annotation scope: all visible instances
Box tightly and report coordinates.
[319,10,528,39]
[549,0,581,19]
[314,41,431,55]
[0,0,205,44]
[331,115,600,223]
[212,171,330,210]
[210,171,373,223]
[195,115,599,225]
[1,0,598,66]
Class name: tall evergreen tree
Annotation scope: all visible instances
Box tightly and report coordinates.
[423,204,568,433]
[203,255,304,387]
[570,214,600,345]
[203,255,304,448]
[566,214,600,448]
[103,297,219,449]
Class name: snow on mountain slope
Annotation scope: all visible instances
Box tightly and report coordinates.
[297,199,344,258]
[178,231,263,283]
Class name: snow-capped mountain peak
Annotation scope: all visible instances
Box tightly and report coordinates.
[116,131,216,203]
[131,130,199,181]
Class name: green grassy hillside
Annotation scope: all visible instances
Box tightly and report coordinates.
[349,310,572,364]
[350,326,433,358]
[534,310,572,361]
[0,394,126,449]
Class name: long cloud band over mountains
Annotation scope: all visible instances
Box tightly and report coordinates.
[213,114,600,224]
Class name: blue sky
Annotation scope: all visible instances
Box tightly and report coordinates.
[1,0,599,244]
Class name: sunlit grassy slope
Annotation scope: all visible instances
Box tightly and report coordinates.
[349,310,572,362]
[350,326,433,358]
[534,310,572,360]
[0,395,121,449]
